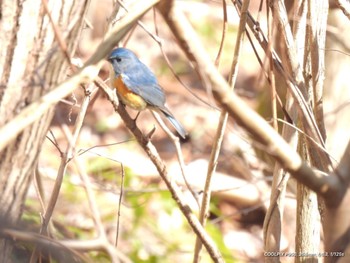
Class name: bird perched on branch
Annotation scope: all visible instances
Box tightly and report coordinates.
[108,47,187,139]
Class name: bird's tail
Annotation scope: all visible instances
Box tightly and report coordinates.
[160,108,187,139]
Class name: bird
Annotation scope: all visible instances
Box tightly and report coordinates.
[107,47,187,139]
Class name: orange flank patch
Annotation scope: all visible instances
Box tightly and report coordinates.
[113,75,147,111]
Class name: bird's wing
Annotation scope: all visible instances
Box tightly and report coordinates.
[121,63,166,108]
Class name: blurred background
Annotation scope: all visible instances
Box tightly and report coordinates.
[19,0,350,262]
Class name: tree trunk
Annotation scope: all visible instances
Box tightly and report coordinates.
[0,0,89,260]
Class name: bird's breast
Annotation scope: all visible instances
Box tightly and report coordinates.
[113,75,147,111]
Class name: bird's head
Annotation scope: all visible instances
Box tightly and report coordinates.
[107,48,138,75]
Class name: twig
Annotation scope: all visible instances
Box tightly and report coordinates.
[117,0,163,44]
[77,140,135,156]
[214,0,228,67]
[116,1,207,107]
[193,1,250,262]
[269,0,332,170]
[276,118,337,164]
[156,1,343,205]
[0,0,160,153]
[40,85,91,235]
[73,153,105,236]
[30,85,92,263]
[151,111,200,207]
[85,0,161,67]
[308,0,328,148]
[153,11,220,111]
[263,170,290,244]
[95,76,224,262]
[266,3,278,130]
[62,238,132,263]
[72,152,125,262]
[42,0,73,66]
[0,227,132,263]
[115,162,125,247]
[115,2,200,207]
[0,228,89,262]
[335,0,350,20]
[33,166,46,213]
[113,0,195,125]
[234,0,333,171]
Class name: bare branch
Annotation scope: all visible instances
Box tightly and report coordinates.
[156,0,344,206]
[0,65,100,153]
[151,111,199,207]
[0,0,160,153]
[194,0,250,261]
[334,0,350,20]
[96,74,224,262]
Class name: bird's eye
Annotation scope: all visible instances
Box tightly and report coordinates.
[116,57,122,62]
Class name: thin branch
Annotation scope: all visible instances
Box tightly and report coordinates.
[30,85,93,263]
[95,76,224,262]
[0,65,98,153]
[73,155,106,237]
[151,111,200,207]
[77,140,135,156]
[33,167,46,213]
[40,86,91,235]
[0,227,132,263]
[194,0,249,262]
[214,0,228,67]
[115,162,125,248]
[276,118,337,163]
[235,0,333,171]
[156,0,344,206]
[0,228,89,262]
[266,2,278,130]
[85,0,161,66]
[153,11,219,111]
[0,0,160,153]
[120,0,218,110]
[42,0,73,67]
[72,152,126,262]
[243,28,293,124]
[269,0,332,171]
[117,0,162,44]
[308,0,328,142]
[335,0,350,20]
